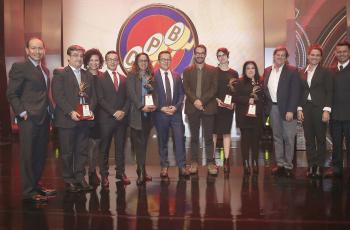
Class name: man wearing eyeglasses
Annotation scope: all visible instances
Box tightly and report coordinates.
[154,50,189,179]
[183,44,219,176]
[52,45,96,192]
[95,51,130,187]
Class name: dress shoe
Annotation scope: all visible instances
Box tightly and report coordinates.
[207,163,218,176]
[223,158,230,174]
[65,183,81,193]
[243,160,250,175]
[252,160,259,175]
[306,166,315,178]
[284,168,294,178]
[101,176,109,188]
[116,173,131,185]
[37,186,57,197]
[324,167,343,178]
[78,179,94,191]
[314,166,323,178]
[160,167,169,178]
[189,162,198,174]
[23,194,48,204]
[89,171,100,186]
[179,167,190,178]
[271,166,284,176]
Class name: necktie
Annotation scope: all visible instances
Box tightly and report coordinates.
[112,71,119,91]
[37,65,47,88]
[339,65,344,71]
[164,72,172,105]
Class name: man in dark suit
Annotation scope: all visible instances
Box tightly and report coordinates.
[263,46,301,177]
[154,50,189,179]
[183,44,218,175]
[297,45,332,178]
[52,45,96,192]
[325,41,350,179]
[95,51,130,187]
[7,37,56,203]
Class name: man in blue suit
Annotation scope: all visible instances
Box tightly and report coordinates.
[154,50,189,179]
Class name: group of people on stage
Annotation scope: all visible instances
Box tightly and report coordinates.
[6,36,350,204]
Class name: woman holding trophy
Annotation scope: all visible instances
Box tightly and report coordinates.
[232,61,264,175]
[126,52,156,185]
[213,48,239,175]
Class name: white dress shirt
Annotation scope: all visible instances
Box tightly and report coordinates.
[107,69,120,87]
[160,69,174,100]
[337,59,349,71]
[267,64,284,103]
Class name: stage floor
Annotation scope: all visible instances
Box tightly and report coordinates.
[1,133,350,230]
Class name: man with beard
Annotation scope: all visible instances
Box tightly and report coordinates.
[183,44,219,176]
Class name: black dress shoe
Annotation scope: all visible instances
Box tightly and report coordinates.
[78,179,94,191]
[23,194,48,204]
[306,166,314,178]
[116,173,131,185]
[252,160,259,175]
[179,167,190,178]
[271,166,284,176]
[160,167,169,178]
[314,166,323,178]
[243,160,250,175]
[66,183,81,193]
[37,186,57,196]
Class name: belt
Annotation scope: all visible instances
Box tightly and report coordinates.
[272,102,277,105]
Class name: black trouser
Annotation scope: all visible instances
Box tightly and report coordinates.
[58,123,90,183]
[303,102,327,167]
[330,119,350,173]
[130,115,153,166]
[187,111,215,164]
[99,121,127,177]
[18,115,49,198]
[240,128,259,164]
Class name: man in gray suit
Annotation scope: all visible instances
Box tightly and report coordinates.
[52,45,96,192]
[7,37,56,203]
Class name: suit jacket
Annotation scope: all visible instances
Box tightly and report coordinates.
[331,64,350,120]
[299,65,332,109]
[183,64,218,115]
[95,71,130,124]
[126,72,157,130]
[7,59,52,125]
[263,64,301,119]
[154,70,184,120]
[52,66,96,128]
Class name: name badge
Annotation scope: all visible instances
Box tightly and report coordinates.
[246,104,256,117]
[145,94,154,106]
[223,94,232,105]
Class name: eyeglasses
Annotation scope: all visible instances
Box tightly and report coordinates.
[160,58,171,62]
[70,54,83,58]
[194,52,206,56]
[106,58,118,62]
[138,59,149,63]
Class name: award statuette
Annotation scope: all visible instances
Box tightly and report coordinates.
[143,74,155,106]
[76,82,93,120]
[246,82,261,117]
[223,94,232,106]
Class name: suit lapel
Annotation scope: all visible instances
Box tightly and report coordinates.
[309,65,320,88]
[156,70,166,101]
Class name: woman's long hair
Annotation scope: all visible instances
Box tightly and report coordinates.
[242,61,260,84]
[130,52,154,80]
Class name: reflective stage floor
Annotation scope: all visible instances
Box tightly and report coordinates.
[1,133,350,230]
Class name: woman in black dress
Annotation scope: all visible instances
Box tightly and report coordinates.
[213,48,239,175]
[233,61,264,175]
[83,48,104,185]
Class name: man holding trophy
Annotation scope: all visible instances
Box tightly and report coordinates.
[52,45,96,192]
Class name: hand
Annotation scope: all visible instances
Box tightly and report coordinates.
[161,106,172,115]
[194,99,204,110]
[322,111,330,123]
[89,111,95,120]
[249,98,255,105]
[297,110,304,121]
[23,114,28,121]
[226,103,234,110]
[114,110,125,120]
[285,112,294,121]
[168,106,177,115]
[142,105,156,113]
[70,111,80,121]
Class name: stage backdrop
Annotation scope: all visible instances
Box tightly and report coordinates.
[62,0,264,137]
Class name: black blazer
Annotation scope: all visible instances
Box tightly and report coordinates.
[95,71,130,124]
[52,66,96,128]
[233,78,264,129]
[331,64,350,121]
[263,64,301,119]
[183,64,218,115]
[7,59,52,125]
[299,65,332,109]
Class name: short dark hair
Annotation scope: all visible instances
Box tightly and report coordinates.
[158,50,171,60]
[242,60,260,84]
[194,44,207,54]
[67,45,85,56]
[83,48,104,69]
[105,50,118,60]
[307,44,323,56]
[336,41,350,49]
[216,47,229,58]
[273,45,289,58]
[26,37,45,48]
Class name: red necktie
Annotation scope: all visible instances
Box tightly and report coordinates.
[112,71,119,91]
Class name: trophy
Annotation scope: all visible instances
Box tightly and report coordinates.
[223,78,237,107]
[143,75,154,106]
[76,82,93,120]
[246,82,261,117]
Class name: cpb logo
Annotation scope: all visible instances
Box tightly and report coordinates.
[117,4,198,74]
